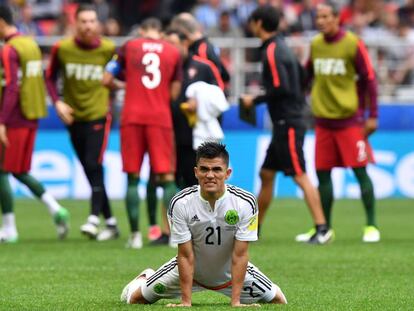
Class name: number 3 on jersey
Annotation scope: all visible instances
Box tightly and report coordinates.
[141,52,161,89]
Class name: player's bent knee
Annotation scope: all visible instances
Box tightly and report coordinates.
[129,288,149,304]
[272,289,287,304]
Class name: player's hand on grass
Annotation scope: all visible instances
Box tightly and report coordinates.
[166,302,192,307]
[55,100,74,125]
[364,117,378,137]
[240,94,254,108]
[0,124,9,147]
[231,302,261,308]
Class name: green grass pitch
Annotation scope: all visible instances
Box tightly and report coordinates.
[1,199,413,310]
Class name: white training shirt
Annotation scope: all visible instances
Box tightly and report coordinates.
[168,184,258,288]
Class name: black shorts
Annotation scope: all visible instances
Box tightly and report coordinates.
[261,123,306,176]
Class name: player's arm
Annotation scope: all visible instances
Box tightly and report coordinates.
[0,45,20,146]
[231,239,249,307]
[167,200,193,307]
[241,44,290,108]
[45,42,74,125]
[176,241,194,307]
[103,53,125,90]
[170,54,183,101]
[355,39,378,136]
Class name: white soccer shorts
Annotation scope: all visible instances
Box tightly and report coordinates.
[141,257,279,304]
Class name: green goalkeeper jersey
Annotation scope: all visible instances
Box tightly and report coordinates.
[310,31,359,119]
[52,37,115,121]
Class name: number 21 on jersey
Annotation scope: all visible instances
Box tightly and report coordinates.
[141,52,161,89]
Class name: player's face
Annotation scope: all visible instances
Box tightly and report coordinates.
[76,10,99,41]
[195,157,232,197]
[248,19,260,37]
[316,4,339,36]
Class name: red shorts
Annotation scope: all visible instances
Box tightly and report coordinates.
[121,124,176,174]
[0,127,36,174]
[315,125,374,170]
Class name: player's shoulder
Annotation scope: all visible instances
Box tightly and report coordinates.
[168,185,198,218]
[56,37,74,50]
[310,33,325,46]
[226,184,257,214]
[100,37,116,50]
[343,31,360,45]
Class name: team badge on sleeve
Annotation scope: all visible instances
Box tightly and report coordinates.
[224,210,239,225]
[248,215,258,231]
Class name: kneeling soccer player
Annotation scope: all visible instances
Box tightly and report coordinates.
[120,142,287,306]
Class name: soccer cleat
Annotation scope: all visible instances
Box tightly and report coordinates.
[150,233,170,246]
[54,207,70,240]
[97,226,120,241]
[307,229,335,245]
[126,232,143,249]
[295,228,316,242]
[0,229,18,243]
[120,268,155,304]
[147,225,162,241]
[80,222,99,239]
[363,226,380,243]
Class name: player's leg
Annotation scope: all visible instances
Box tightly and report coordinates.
[337,126,379,242]
[257,168,276,229]
[221,262,287,305]
[353,166,380,242]
[123,257,183,304]
[13,173,69,239]
[0,170,17,243]
[121,124,146,248]
[146,171,162,241]
[147,126,178,246]
[68,122,100,238]
[257,137,279,232]
[83,117,118,241]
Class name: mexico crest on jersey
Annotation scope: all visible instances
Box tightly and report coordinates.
[224,210,239,225]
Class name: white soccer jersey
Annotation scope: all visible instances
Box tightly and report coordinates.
[168,184,258,288]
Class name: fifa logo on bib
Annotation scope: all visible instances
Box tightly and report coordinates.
[26,60,42,77]
[314,58,346,75]
[65,63,103,81]
[224,210,239,225]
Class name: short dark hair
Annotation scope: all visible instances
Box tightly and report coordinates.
[0,5,14,25]
[170,14,199,35]
[75,4,97,18]
[196,142,229,167]
[164,27,188,41]
[320,1,340,16]
[248,5,280,32]
[140,17,162,32]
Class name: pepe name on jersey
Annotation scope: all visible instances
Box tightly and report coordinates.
[314,58,346,76]
[142,42,164,53]
[65,63,103,81]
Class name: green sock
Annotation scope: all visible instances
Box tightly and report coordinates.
[13,173,45,198]
[146,178,158,226]
[126,175,140,232]
[161,181,177,211]
[353,167,376,227]
[0,171,13,214]
[317,170,334,228]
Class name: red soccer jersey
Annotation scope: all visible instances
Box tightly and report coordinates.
[117,38,182,128]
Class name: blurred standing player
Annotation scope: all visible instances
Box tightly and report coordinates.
[170,13,229,91]
[120,142,287,306]
[241,6,331,244]
[103,18,182,249]
[147,29,220,246]
[46,5,119,241]
[0,5,69,243]
[298,2,380,242]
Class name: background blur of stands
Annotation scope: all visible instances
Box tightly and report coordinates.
[36,36,414,131]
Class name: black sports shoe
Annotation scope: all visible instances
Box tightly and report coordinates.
[307,229,334,245]
[150,233,169,245]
